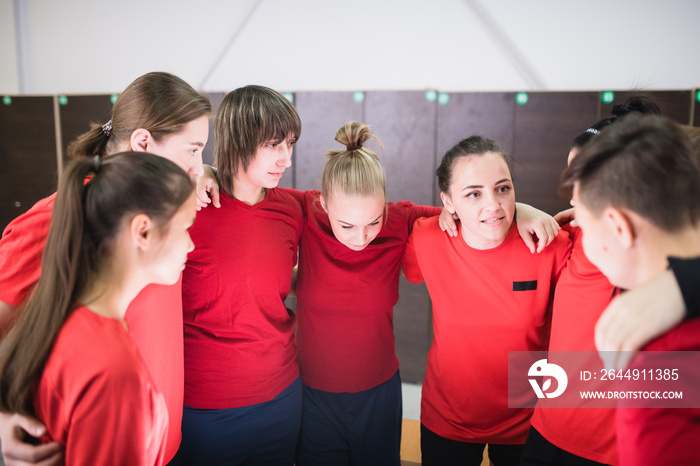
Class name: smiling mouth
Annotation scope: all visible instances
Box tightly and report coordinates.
[481,216,505,224]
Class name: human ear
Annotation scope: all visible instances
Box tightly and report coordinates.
[319,195,328,214]
[440,192,456,215]
[604,207,635,249]
[130,213,154,250]
[130,128,154,153]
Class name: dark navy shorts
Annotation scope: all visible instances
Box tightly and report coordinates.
[421,423,524,466]
[180,376,302,465]
[296,370,402,466]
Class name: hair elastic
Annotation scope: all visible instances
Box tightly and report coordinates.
[611,104,641,117]
[346,145,361,151]
[585,128,600,135]
[102,120,112,137]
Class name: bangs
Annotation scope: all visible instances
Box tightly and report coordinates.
[254,99,301,146]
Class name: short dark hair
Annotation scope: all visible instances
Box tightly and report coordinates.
[561,115,700,232]
[436,135,512,194]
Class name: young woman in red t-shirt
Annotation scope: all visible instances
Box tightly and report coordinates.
[180,85,305,465]
[0,72,211,465]
[402,135,571,466]
[0,152,196,466]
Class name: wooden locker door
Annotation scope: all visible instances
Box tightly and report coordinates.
[364,91,436,206]
[293,91,364,192]
[513,91,598,215]
[58,94,113,165]
[0,96,58,231]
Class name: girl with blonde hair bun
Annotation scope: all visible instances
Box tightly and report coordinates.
[294,121,560,465]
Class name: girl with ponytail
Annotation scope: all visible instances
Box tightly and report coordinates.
[0,72,211,465]
[294,121,560,465]
[0,152,196,465]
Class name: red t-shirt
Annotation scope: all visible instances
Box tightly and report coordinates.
[403,217,571,444]
[295,190,440,392]
[530,226,619,465]
[36,306,168,466]
[616,318,700,466]
[182,188,304,408]
[0,196,184,462]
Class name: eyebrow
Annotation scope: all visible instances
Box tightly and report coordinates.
[461,178,511,191]
[191,142,205,148]
[338,213,383,226]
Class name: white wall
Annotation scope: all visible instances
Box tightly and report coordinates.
[1,0,698,95]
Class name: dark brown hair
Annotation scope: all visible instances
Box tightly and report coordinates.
[67,72,212,158]
[436,135,512,194]
[561,115,700,232]
[0,152,193,416]
[214,85,301,197]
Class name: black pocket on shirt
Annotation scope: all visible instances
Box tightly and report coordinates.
[513,280,537,291]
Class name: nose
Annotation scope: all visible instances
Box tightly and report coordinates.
[278,144,293,168]
[189,152,204,179]
[355,228,368,246]
[483,191,500,211]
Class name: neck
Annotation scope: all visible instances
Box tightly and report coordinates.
[78,260,145,328]
[232,178,267,205]
[632,222,700,286]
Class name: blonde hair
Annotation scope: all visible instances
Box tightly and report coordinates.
[322,121,385,201]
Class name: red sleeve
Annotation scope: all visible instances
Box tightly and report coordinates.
[402,218,428,284]
[0,199,54,306]
[407,203,442,230]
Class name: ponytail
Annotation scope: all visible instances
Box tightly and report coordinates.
[0,151,193,416]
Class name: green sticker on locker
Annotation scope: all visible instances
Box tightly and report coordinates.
[515,92,528,105]
[425,90,437,102]
[438,93,450,105]
[2,96,11,106]
[58,95,68,106]
[696,90,700,103]
[353,91,365,103]
[283,92,294,103]
[110,94,119,104]
[601,91,615,104]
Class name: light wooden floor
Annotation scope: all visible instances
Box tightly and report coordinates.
[400,419,490,466]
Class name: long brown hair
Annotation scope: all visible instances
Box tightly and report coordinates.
[67,72,212,158]
[0,152,193,416]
